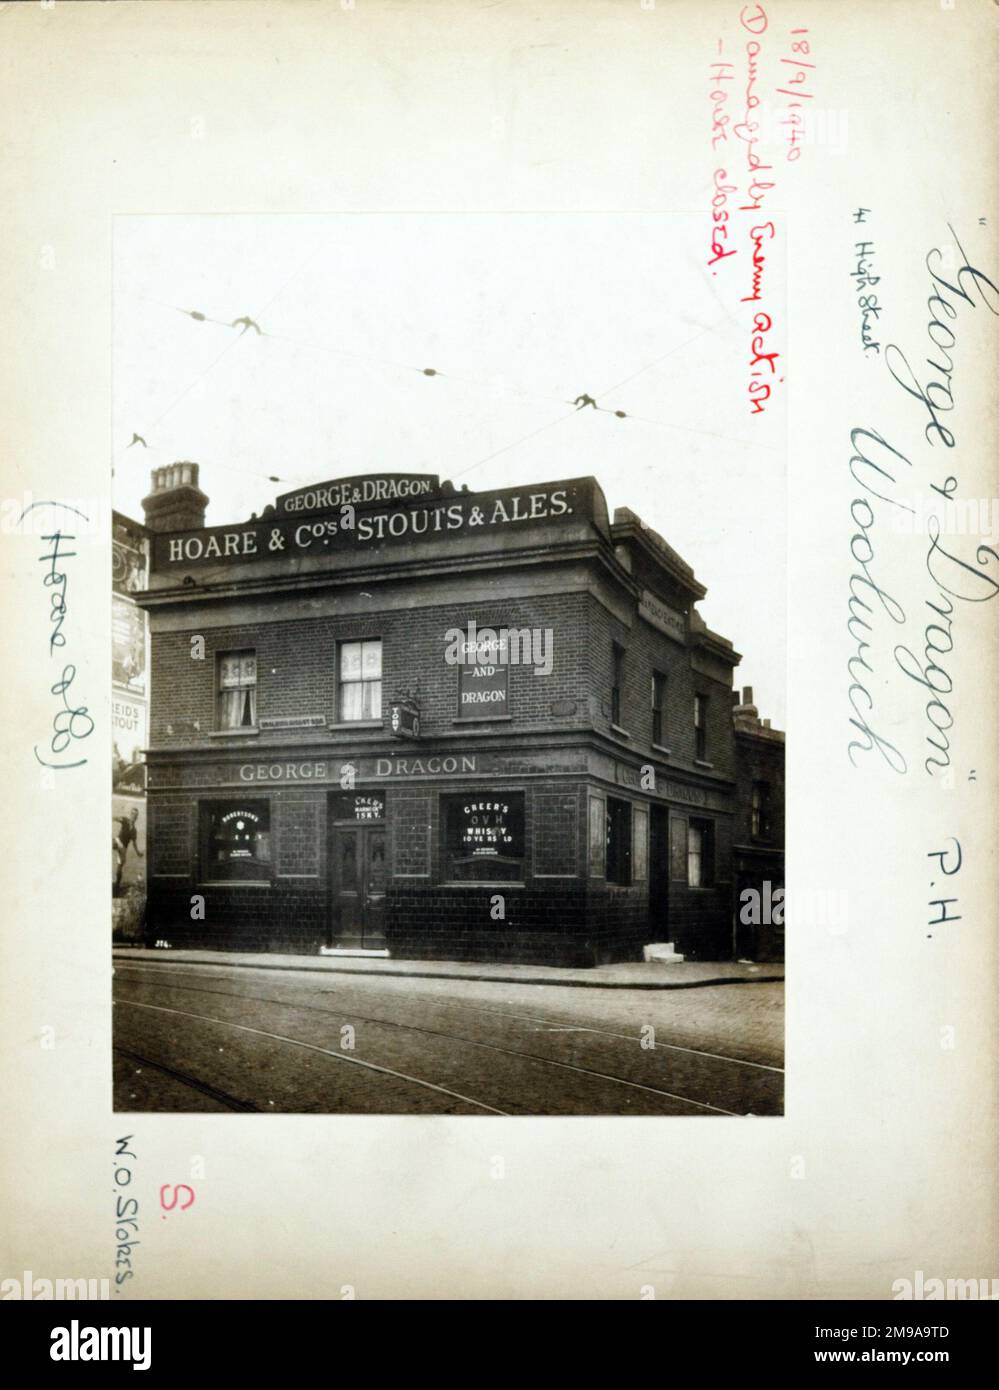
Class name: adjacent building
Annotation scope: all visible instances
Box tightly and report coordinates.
[111,511,150,929]
[131,463,784,966]
[732,688,786,962]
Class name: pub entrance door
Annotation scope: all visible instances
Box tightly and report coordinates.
[328,795,387,950]
[648,805,670,938]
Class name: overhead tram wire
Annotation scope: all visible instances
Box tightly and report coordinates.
[450,406,583,483]
[134,292,602,414]
[118,288,776,499]
[127,291,767,446]
[450,320,775,483]
[115,240,330,484]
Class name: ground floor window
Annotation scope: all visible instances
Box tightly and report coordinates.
[200,799,272,880]
[605,797,632,885]
[632,805,648,882]
[588,796,606,876]
[687,817,715,888]
[442,791,525,882]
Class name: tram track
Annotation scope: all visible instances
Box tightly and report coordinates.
[114,964,778,1114]
[116,997,512,1115]
[113,1044,260,1112]
[115,960,783,1076]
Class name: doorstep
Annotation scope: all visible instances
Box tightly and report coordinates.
[318,947,391,958]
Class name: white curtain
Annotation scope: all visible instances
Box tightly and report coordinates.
[339,641,381,720]
[219,653,257,729]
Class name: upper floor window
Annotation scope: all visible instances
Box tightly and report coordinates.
[687,818,714,888]
[751,780,771,839]
[338,639,382,721]
[694,693,707,761]
[218,651,257,729]
[652,671,667,746]
[611,642,625,726]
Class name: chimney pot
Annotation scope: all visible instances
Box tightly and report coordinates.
[141,462,209,533]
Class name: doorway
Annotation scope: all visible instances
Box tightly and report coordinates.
[648,805,669,938]
[329,821,387,950]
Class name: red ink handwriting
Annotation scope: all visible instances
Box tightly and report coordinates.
[159,1183,196,1214]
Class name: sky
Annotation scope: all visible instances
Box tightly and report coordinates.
[113,213,785,725]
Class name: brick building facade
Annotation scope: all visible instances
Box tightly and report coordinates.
[133,464,784,966]
[732,689,786,962]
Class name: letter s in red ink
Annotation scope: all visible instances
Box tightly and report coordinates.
[160,1183,196,1212]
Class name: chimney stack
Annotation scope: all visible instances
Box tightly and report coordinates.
[732,684,761,733]
[142,463,209,533]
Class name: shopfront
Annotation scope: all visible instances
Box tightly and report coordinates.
[143,745,736,963]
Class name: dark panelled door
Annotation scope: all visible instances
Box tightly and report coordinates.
[648,805,669,938]
[330,824,387,949]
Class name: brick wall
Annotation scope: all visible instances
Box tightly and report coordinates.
[733,729,785,961]
[146,884,327,954]
[583,593,737,780]
[734,730,785,848]
[275,800,321,878]
[148,593,593,747]
[533,791,578,876]
[391,788,432,878]
[147,797,192,877]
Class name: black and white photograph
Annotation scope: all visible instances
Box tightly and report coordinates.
[111,212,786,1116]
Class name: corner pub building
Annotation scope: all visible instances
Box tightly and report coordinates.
[133,462,784,967]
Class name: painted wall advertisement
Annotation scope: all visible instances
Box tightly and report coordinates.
[112,694,147,795]
[112,516,148,917]
[112,595,147,695]
[112,515,149,597]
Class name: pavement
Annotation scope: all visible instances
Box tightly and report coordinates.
[112,945,782,991]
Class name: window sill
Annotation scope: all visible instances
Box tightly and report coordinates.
[328,720,383,731]
[206,728,260,738]
[651,743,672,756]
[198,879,272,888]
[441,881,526,890]
[609,724,632,739]
[694,759,714,769]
